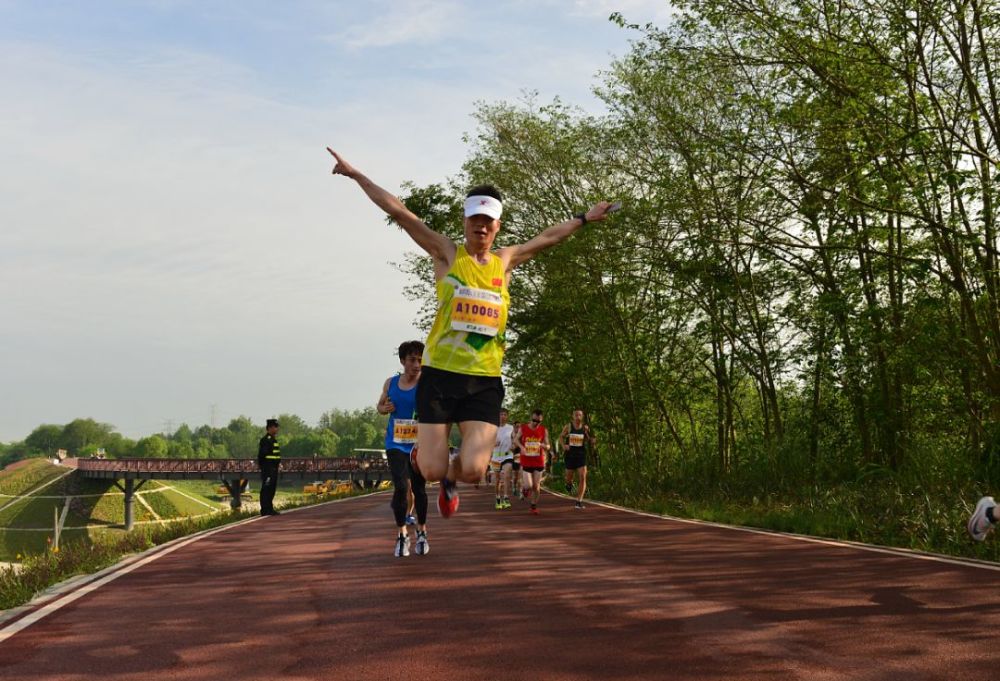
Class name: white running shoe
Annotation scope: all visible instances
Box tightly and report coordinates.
[394,533,410,557]
[968,496,996,541]
[415,530,430,556]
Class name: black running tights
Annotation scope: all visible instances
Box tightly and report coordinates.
[386,449,427,527]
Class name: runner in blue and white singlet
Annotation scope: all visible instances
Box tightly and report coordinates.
[378,340,430,557]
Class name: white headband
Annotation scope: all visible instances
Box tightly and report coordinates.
[464,195,503,220]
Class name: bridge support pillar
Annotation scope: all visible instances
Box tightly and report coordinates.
[114,479,146,531]
[222,479,244,510]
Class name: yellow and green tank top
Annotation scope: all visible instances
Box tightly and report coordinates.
[423,246,510,377]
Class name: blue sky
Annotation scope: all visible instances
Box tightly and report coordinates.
[0,1,674,442]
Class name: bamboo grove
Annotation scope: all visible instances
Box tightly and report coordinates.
[397,0,1000,518]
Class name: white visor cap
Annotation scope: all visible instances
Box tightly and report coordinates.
[464,195,503,220]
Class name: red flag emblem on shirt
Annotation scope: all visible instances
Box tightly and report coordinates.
[492,278,503,287]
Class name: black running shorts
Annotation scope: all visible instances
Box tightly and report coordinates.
[564,451,587,470]
[416,366,505,426]
[522,465,544,473]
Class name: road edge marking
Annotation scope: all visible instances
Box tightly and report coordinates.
[545,489,1000,572]
[0,492,375,643]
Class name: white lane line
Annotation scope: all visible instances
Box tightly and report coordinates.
[160,485,223,511]
[133,493,162,523]
[0,493,369,644]
[0,471,75,513]
[545,490,1000,573]
[1,485,221,502]
[0,514,222,532]
[0,493,125,499]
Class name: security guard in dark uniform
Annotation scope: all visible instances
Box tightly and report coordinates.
[258,418,281,516]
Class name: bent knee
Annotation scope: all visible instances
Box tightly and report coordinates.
[416,452,448,481]
[458,462,488,483]
[420,462,448,481]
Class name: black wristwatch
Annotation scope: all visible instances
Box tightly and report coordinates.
[575,212,588,226]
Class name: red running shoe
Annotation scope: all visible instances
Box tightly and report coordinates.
[530,504,539,515]
[437,480,460,518]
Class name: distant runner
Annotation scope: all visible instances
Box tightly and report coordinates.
[491,408,515,509]
[559,409,596,509]
[514,409,550,515]
[510,420,523,499]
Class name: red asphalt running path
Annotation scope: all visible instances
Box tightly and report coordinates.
[1,486,999,680]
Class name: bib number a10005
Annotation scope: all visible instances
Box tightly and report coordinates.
[451,286,503,336]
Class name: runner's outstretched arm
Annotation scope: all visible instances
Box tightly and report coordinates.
[502,201,615,270]
[327,148,455,262]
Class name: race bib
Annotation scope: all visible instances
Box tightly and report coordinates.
[524,440,541,456]
[393,419,418,444]
[451,286,503,336]
[569,433,585,448]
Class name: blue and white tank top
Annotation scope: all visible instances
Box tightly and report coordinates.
[384,374,418,453]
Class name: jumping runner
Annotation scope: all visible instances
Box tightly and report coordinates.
[328,147,615,519]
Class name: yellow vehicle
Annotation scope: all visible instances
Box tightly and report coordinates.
[217,480,252,500]
[303,481,328,495]
[304,479,353,495]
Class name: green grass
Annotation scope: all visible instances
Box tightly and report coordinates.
[586,470,1000,563]
[0,463,234,561]
[153,486,220,516]
[0,459,70,496]
[166,480,227,502]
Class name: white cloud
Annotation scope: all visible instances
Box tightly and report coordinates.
[332,0,465,50]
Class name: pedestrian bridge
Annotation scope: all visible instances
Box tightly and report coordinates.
[75,456,390,529]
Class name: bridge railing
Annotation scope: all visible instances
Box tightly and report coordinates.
[76,457,389,475]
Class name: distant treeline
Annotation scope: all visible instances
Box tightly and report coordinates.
[0,409,389,468]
